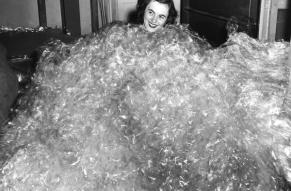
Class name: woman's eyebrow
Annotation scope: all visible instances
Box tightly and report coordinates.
[148,8,155,12]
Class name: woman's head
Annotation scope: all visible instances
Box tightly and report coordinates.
[136,0,177,32]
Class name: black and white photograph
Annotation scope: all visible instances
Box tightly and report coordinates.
[0,0,291,190]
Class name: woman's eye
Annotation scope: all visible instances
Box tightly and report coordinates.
[159,16,166,20]
[148,10,154,15]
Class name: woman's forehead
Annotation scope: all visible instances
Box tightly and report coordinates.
[147,0,170,15]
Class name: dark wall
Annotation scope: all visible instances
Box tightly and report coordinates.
[276,9,291,41]
[181,0,261,46]
[0,0,39,28]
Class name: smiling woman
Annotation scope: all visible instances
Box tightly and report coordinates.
[143,1,169,32]
[136,0,178,32]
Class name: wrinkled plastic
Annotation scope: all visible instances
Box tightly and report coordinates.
[0,23,290,190]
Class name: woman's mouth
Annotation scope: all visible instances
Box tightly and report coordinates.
[148,22,158,28]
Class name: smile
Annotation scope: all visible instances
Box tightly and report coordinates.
[148,22,158,28]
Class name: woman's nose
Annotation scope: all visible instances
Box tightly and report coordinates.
[151,16,158,23]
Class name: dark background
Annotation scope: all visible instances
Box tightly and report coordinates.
[180,0,290,46]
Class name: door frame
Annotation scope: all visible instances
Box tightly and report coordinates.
[259,0,289,41]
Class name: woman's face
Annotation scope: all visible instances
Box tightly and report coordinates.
[143,0,169,32]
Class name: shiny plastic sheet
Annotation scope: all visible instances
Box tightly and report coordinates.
[0,23,290,190]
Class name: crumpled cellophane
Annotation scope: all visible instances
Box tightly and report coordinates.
[0,23,290,190]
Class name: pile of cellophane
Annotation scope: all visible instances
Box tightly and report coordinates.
[0,22,291,190]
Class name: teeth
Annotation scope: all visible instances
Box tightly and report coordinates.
[149,23,157,28]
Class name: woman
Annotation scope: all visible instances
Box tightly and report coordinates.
[136,0,178,32]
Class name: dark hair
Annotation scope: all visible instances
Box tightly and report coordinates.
[136,0,178,25]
